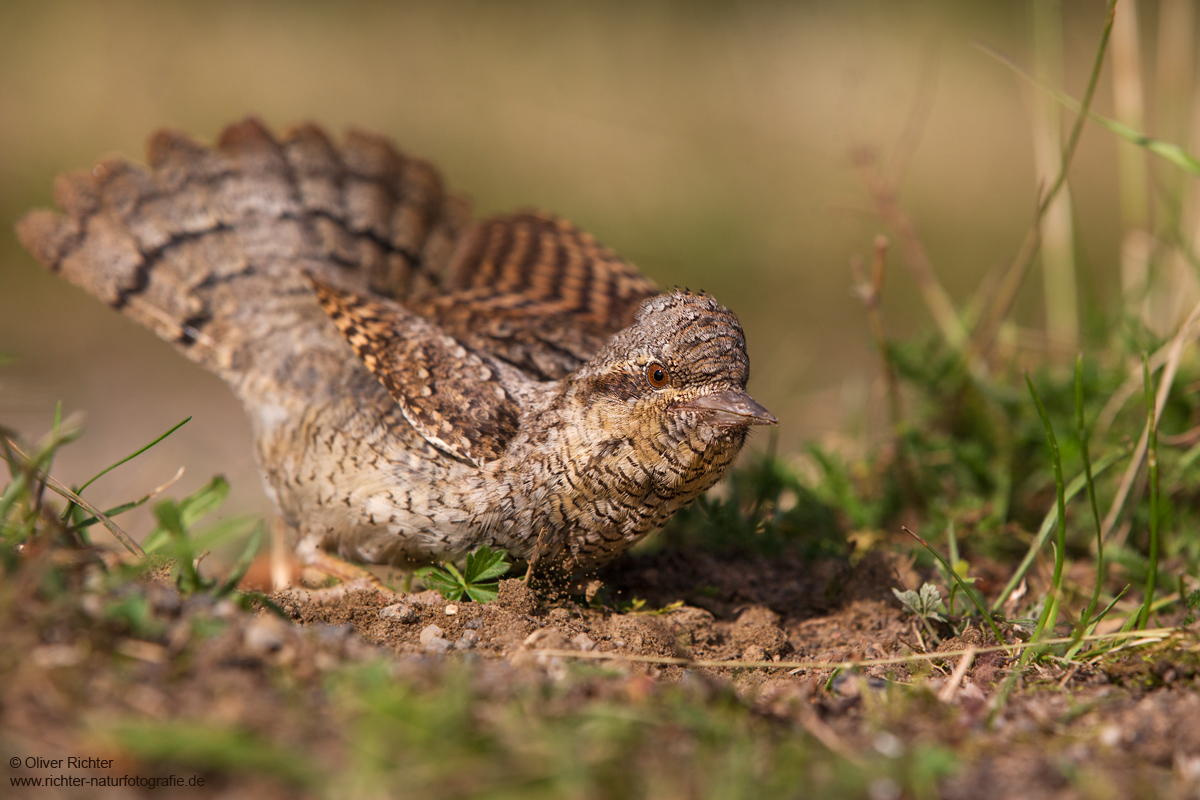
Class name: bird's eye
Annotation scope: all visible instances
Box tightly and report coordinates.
[646,362,669,389]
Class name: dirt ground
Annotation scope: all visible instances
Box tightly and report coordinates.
[4,538,1200,799]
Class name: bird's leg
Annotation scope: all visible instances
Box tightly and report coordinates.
[273,535,400,604]
[270,518,295,592]
[303,549,392,587]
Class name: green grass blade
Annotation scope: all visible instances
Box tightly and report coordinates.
[946,520,960,566]
[943,521,967,615]
[991,449,1123,611]
[1138,354,1160,629]
[218,522,265,597]
[1064,585,1129,661]
[5,436,144,558]
[76,416,191,495]
[1091,585,1129,629]
[190,515,261,554]
[967,0,1117,360]
[141,476,236,555]
[152,499,209,593]
[34,402,64,513]
[1022,373,1067,659]
[76,469,186,528]
[76,499,148,528]
[179,475,230,530]
[0,473,29,529]
[1073,355,1105,637]
[25,406,83,472]
[152,499,186,537]
[979,42,1200,176]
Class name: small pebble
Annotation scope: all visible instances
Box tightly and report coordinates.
[213,599,240,619]
[523,627,568,649]
[419,624,444,645]
[378,603,418,623]
[445,604,459,615]
[243,616,289,656]
[314,623,352,644]
[409,590,443,606]
[1099,725,1122,747]
[455,630,480,650]
[79,594,104,620]
[741,645,768,663]
[424,636,452,654]
[464,617,484,630]
[873,732,903,759]
[571,632,596,652]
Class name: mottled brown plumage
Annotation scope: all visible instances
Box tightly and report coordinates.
[312,279,523,466]
[417,212,660,380]
[16,118,775,572]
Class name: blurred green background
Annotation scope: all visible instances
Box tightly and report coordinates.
[0,1,1131,526]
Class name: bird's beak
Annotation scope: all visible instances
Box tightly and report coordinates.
[674,390,777,427]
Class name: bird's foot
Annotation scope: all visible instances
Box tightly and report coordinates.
[274,549,401,605]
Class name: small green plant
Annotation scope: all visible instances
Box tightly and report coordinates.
[415,545,511,602]
[2,410,198,556]
[901,526,1007,645]
[893,582,947,625]
[618,597,685,615]
[60,415,192,533]
[1182,589,1200,627]
[1,405,80,545]
[1,401,266,607]
[141,475,264,599]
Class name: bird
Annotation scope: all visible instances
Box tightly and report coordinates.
[16,118,775,575]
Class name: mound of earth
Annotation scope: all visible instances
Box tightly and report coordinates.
[3,541,1199,799]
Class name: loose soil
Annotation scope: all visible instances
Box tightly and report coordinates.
[3,538,1199,799]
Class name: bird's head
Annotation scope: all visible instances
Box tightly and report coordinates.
[566,290,775,482]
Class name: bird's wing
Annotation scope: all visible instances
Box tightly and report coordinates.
[313,279,522,467]
[412,212,660,380]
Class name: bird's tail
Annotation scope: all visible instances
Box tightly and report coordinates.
[16,118,471,403]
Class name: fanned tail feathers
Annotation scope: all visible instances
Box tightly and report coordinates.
[16,118,471,391]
